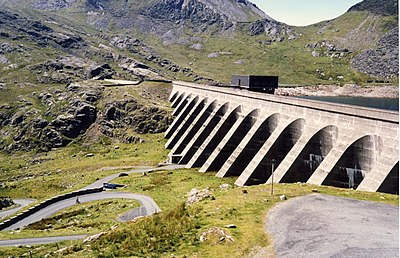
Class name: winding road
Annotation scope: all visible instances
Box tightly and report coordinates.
[0,164,184,246]
[0,199,35,220]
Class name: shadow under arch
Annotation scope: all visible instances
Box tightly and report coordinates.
[171,92,185,108]
[179,102,230,164]
[166,97,208,150]
[191,105,242,168]
[224,113,280,177]
[322,135,383,189]
[173,100,218,155]
[281,125,338,183]
[205,109,261,172]
[246,118,305,185]
[378,162,399,195]
[169,91,179,103]
[166,95,199,139]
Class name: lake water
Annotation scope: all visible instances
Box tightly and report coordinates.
[297,96,399,111]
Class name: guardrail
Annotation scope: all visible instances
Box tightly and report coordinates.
[0,187,103,231]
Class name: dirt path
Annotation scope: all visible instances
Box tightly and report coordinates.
[266,194,398,258]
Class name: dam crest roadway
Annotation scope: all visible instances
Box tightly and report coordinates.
[166,81,399,194]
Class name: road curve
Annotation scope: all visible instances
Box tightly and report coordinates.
[0,164,185,246]
[0,199,35,220]
[3,192,161,231]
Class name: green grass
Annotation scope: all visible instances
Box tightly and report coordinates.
[0,133,169,201]
[0,166,397,257]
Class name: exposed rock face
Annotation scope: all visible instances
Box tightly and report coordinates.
[0,81,172,152]
[248,19,297,40]
[352,28,399,78]
[348,0,398,16]
[32,0,76,11]
[143,0,231,31]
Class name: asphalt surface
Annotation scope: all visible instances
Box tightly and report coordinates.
[3,192,161,231]
[0,165,185,246]
[267,194,399,258]
[0,235,87,247]
[0,199,35,220]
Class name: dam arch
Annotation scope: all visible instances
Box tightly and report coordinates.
[201,109,261,172]
[281,125,339,183]
[219,113,281,177]
[167,81,399,193]
[322,135,383,189]
[244,118,305,185]
[172,100,218,155]
[179,102,230,164]
[378,162,399,195]
[189,105,242,168]
[166,97,207,149]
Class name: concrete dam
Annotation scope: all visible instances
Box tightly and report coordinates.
[165,81,399,194]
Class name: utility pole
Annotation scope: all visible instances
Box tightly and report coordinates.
[271,159,276,195]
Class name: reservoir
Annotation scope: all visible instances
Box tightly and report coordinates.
[297,96,399,111]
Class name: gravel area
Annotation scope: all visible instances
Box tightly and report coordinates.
[276,85,398,98]
[266,194,399,258]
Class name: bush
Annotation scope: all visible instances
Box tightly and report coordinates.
[0,197,14,210]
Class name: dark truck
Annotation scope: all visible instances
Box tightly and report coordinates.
[231,75,278,94]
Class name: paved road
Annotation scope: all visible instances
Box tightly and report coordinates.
[0,199,35,220]
[3,192,160,231]
[0,165,185,246]
[267,194,399,258]
[0,235,87,247]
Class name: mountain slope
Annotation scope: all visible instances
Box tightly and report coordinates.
[0,0,398,153]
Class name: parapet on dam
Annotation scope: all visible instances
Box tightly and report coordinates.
[165,81,399,194]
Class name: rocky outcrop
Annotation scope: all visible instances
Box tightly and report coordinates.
[352,28,399,78]
[0,81,173,152]
[32,0,76,11]
[348,0,398,16]
[142,0,231,31]
[249,19,298,40]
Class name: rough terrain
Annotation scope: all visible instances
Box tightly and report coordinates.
[276,84,399,98]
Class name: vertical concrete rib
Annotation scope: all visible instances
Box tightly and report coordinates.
[217,113,280,178]
[270,125,338,184]
[169,91,179,103]
[171,92,185,108]
[357,150,398,193]
[172,94,192,117]
[179,103,230,165]
[164,94,195,139]
[165,98,207,150]
[375,162,399,194]
[186,106,241,168]
[235,118,305,186]
[199,109,260,172]
[170,100,218,157]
